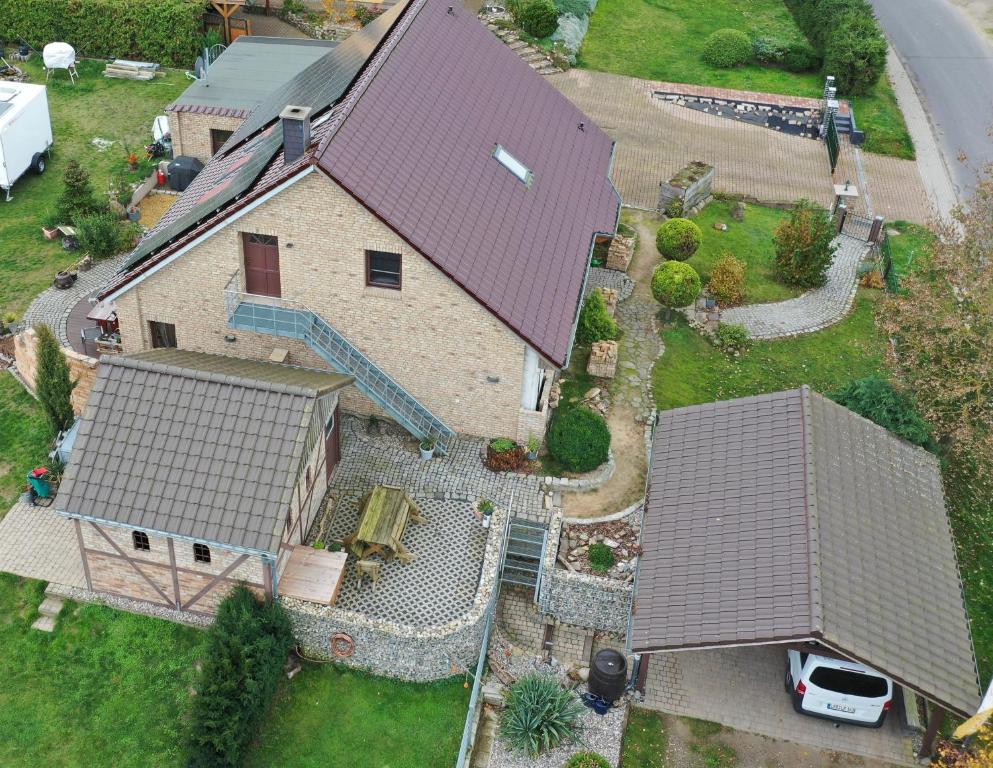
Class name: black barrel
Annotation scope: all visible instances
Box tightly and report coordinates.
[588,649,627,703]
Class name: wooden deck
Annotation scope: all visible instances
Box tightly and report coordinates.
[279,545,348,605]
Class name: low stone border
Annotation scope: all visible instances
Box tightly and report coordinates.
[540,449,615,493]
[46,583,213,629]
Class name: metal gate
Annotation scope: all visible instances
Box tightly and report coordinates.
[826,112,840,173]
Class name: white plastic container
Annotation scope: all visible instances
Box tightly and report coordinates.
[0,82,54,201]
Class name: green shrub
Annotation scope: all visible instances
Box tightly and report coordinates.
[773,199,837,288]
[547,407,610,472]
[702,29,752,68]
[554,0,592,17]
[518,0,559,38]
[783,40,820,72]
[56,160,103,227]
[652,261,702,310]
[489,437,517,453]
[823,13,887,95]
[77,212,127,259]
[656,218,702,261]
[587,542,615,573]
[186,586,294,768]
[831,376,935,449]
[565,752,612,768]
[281,0,306,13]
[663,197,684,219]
[500,675,583,757]
[712,323,751,356]
[707,252,746,306]
[752,36,789,64]
[576,289,619,345]
[0,0,203,66]
[36,324,76,433]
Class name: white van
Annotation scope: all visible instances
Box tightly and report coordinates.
[785,650,893,727]
[0,83,54,201]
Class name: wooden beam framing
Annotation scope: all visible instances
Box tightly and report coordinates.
[74,518,92,591]
[263,558,273,599]
[635,654,650,693]
[167,538,181,610]
[89,522,174,607]
[918,704,945,759]
[181,553,250,611]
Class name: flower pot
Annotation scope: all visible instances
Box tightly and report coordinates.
[53,270,77,290]
[526,450,538,461]
[77,255,92,272]
[419,445,435,461]
[482,511,492,529]
[127,207,141,222]
[42,226,59,240]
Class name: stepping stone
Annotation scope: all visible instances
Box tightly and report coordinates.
[508,41,528,51]
[31,614,56,633]
[522,51,546,62]
[37,596,64,617]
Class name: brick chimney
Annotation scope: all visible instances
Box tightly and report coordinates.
[279,105,312,164]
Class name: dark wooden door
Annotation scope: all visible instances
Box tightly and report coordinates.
[243,233,281,297]
[324,405,341,481]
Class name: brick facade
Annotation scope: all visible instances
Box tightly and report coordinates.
[113,171,553,440]
[14,327,98,416]
[169,111,245,164]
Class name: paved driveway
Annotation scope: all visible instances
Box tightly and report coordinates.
[641,645,915,766]
[551,69,931,223]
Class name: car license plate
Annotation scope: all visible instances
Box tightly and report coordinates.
[827,703,856,714]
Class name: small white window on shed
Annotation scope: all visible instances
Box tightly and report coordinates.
[493,145,532,186]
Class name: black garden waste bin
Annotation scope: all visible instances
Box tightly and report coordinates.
[167,155,204,192]
[588,649,627,704]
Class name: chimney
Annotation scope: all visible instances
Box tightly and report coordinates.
[279,105,312,164]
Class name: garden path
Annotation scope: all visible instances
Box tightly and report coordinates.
[720,233,868,339]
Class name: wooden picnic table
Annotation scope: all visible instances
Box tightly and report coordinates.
[343,486,425,561]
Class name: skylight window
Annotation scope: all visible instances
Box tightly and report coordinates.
[493,145,532,186]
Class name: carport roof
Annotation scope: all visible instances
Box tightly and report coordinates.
[632,387,979,717]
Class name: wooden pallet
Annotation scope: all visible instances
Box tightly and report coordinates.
[103,60,158,80]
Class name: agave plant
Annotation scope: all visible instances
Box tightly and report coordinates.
[500,675,584,757]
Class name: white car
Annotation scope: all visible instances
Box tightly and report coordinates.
[785,650,893,727]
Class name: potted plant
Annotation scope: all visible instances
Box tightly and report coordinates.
[419,435,437,460]
[478,499,495,528]
[53,269,77,289]
[77,254,92,272]
[126,204,141,222]
[41,209,60,240]
[526,433,540,461]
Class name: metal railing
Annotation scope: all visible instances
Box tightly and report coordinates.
[224,274,455,452]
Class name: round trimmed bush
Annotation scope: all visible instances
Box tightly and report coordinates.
[565,752,612,768]
[652,261,702,310]
[655,218,702,261]
[518,0,559,38]
[547,407,610,473]
[702,29,752,68]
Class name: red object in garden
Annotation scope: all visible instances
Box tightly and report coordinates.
[157,168,166,187]
[30,467,49,478]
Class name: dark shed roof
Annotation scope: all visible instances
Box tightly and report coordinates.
[55,351,351,554]
[633,387,979,717]
[104,0,619,368]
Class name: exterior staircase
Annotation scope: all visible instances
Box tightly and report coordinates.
[225,283,455,453]
[483,17,560,76]
[500,517,549,594]
[31,594,64,632]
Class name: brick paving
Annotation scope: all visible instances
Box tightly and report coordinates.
[0,501,85,588]
[551,69,930,223]
[642,646,914,766]
[720,233,868,339]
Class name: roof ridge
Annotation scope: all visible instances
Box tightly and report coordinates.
[798,384,824,636]
[105,355,319,398]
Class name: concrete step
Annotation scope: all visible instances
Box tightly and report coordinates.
[31,614,56,633]
[508,40,529,51]
[37,596,64,617]
[536,67,560,76]
[521,50,546,62]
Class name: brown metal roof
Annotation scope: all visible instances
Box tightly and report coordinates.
[55,351,351,554]
[633,387,979,717]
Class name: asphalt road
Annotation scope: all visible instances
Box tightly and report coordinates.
[870,0,993,198]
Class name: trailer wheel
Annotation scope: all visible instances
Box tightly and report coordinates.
[31,153,46,174]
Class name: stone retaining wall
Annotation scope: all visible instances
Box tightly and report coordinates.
[14,328,97,415]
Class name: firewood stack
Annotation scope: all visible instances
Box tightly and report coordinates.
[587,340,618,379]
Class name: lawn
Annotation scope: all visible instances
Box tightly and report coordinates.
[0,373,52,511]
[621,708,669,767]
[0,58,187,319]
[684,202,799,305]
[247,664,470,768]
[0,573,203,767]
[577,0,914,159]
[652,290,887,410]
[886,220,934,282]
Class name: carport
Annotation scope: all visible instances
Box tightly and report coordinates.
[630,388,979,761]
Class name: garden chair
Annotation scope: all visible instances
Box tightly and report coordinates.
[355,558,381,591]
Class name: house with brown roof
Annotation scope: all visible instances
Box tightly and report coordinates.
[632,387,979,759]
[96,0,620,453]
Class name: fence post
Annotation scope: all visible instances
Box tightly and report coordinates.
[868,215,884,244]
[834,203,848,233]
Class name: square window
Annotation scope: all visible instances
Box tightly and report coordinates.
[210,129,233,156]
[149,320,177,349]
[132,530,150,551]
[365,250,401,289]
[193,543,211,563]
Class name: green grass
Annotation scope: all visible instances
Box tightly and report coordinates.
[577,0,914,159]
[682,717,723,739]
[689,741,738,768]
[247,665,469,768]
[886,220,934,281]
[0,373,53,510]
[621,708,670,767]
[0,573,203,767]
[653,291,887,410]
[685,202,799,304]
[0,58,187,319]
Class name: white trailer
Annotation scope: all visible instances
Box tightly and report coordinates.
[0,82,54,201]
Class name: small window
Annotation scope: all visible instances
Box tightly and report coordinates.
[493,144,532,186]
[132,530,150,551]
[193,543,211,564]
[149,320,177,349]
[210,128,233,155]
[365,250,401,289]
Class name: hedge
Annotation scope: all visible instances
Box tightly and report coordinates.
[0,0,203,67]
